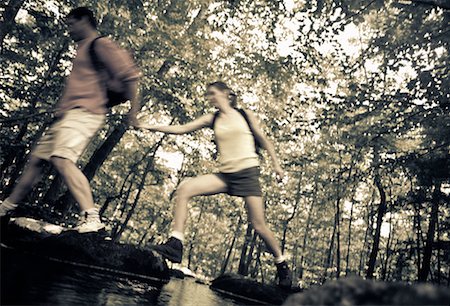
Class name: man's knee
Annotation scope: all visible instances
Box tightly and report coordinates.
[50,156,73,174]
[29,156,47,169]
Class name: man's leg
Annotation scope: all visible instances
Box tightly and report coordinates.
[0,156,46,217]
[50,156,103,233]
[50,156,94,211]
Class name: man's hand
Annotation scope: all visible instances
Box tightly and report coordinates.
[274,164,285,182]
[54,109,63,119]
[127,112,140,128]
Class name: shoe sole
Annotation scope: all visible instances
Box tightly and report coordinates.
[77,224,106,234]
[150,246,182,263]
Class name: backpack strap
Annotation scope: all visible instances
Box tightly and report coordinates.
[236,108,262,150]
[89,36,114,79]
[211,111,220,129]
[89,36,105,72]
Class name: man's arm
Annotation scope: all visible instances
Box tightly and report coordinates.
[95,38,141,123]
[125,81,140,126]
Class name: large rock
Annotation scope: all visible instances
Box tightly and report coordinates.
[1,217,170,285]
[210,273,294,305]
[283,276,450,305]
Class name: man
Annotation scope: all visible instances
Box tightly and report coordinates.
[0,7,140,233]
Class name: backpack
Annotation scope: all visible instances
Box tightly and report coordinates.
[211,108,262,154]
[89,36,128,108]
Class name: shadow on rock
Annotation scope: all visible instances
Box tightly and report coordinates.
[210,273,299,305]
[283,276,450,305]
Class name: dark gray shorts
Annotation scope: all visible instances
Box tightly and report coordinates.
[215,166,262,197]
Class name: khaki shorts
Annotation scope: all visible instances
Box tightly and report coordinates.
[32,108,105,163]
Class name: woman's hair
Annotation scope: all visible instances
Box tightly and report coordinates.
[207,81,237,107]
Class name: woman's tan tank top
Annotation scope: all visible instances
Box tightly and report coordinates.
[214,110,259,173]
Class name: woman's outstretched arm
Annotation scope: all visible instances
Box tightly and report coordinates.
[135,113,214,135]
[243,109,284,179]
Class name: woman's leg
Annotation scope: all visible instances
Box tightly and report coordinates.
[245,196,292,288]
[172,174,227,233]
[245,195,283,258]
[153,174,228,263]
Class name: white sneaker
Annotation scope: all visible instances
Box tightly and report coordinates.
[0,200,18,217]
[76,217,105,233]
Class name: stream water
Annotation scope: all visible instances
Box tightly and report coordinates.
[1,249,245,306]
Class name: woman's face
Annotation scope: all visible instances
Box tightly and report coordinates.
[206,86,229,107]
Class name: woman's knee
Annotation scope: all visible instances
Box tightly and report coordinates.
[251,219,267,233]
[175,179,192,200]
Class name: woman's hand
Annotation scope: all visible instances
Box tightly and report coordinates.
[274,164,285,182]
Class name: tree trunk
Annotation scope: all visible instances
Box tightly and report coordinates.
[0,0,26,52]
[418,181,441,282]
[336,185,341,279]
[243,231,258,276]
[359,191,375,275]
[414,200,424,275]
[345,193,355,276]
[220,215,242,275]
[323,207,337,282]
[381,213,394,280]
[298,176,317,279]
[366,171,387,279]
[281,171,302,253]
[112,136,165,241]
[83,122,128,181]
[187,202,205,269]
[251,242,262,279]
[238,223,253,275]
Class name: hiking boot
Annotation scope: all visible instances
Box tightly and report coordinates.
[75,211,105,233]
[151,237,183,263]
[276,261,292,289]
[0,200,18,218]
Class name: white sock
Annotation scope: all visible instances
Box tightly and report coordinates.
[170,230,184,242]
[274,255,286,264]
[1,198,18,211]
[82,207,99,218]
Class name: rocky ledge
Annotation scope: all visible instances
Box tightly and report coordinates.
[1,217,170,285]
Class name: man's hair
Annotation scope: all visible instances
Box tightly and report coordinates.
[67,7,97,28]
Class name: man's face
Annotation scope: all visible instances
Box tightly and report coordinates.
[66,17,85,41]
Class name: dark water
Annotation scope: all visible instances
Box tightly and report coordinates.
[1,248,245,306]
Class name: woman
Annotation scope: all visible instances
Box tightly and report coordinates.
[136,81,292,288]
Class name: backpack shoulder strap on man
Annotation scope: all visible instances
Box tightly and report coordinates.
[89,36,108,74]
[236,108,262,150]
